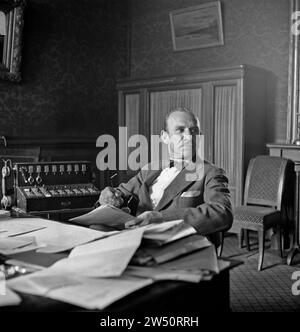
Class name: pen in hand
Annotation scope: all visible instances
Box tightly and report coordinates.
[110,172,118,187]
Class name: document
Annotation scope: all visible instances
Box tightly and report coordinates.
[162,245,219,274]
[0,237,35,251]
[49,227,145,277]
[0,218,46,237]
[69,204,137,230]
[14,219,111,253]
[0,236,44,255]
[8,269,153,310]
[48,275,153,310]
[127,245,219,282]
[7,269,83,295]
[132,234,212,265]
[143,219,196,245]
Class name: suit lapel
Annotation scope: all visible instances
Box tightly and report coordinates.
[138,168,162,211]
[154,167,194,211]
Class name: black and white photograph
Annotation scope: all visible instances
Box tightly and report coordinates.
[0,0,300,324]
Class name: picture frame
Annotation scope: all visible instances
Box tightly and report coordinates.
[169,1,224,52]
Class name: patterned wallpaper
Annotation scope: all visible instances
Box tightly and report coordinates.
[129,0,290,143]
[0,0,129,139]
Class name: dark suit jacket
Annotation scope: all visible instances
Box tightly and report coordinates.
[117,160,233,242]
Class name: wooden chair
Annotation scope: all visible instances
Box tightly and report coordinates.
[221,155,291,271]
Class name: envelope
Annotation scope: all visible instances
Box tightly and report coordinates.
[180,190,200,197]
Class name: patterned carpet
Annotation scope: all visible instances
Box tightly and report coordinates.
[222,233,300,312]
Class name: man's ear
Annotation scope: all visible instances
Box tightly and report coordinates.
[160,130,170,144]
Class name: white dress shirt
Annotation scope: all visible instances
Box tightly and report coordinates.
[149,166,180,208]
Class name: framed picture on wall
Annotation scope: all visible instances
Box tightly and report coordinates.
[169,1,224,51]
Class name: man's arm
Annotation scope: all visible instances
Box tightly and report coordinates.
[98,169,146,213]
[161,168,233,236]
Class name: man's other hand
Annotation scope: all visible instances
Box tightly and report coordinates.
[99,186,124,207]
[125,211,163,228]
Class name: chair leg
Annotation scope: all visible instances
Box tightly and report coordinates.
[258,229,265,271]
[245,230,251,251]
[276,225,283,258]
[238,229,244,248]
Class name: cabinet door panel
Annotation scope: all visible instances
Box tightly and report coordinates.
[213,84,241,206]
[125,93,140,136]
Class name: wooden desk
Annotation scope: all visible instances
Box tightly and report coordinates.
[267,143,300,265]
[0,260,240,313]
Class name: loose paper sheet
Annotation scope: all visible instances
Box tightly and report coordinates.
[49,227,145,277]
[143,219,196,244]
[7,269,152,310]
[0,218,46,237]
[69,204,137,229]
[11,218,111,253]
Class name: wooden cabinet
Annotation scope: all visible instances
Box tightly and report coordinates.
[117,65,268,207]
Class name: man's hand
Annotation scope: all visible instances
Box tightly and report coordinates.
[125,211,163,228]
[99,186,124,207]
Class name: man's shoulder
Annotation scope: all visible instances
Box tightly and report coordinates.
[203,160,226,176]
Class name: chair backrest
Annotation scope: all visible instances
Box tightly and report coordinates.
[244,155,289,209]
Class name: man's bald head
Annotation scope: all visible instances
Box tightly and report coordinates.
[163,107,198,133]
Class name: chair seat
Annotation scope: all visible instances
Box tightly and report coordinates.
[233,205,281,227]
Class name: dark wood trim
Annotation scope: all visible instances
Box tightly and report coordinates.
[266,143,300,150]
[117,64,266,90]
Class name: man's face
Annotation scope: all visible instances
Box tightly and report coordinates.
[164,111,199,161]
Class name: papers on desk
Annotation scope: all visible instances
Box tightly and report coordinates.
[13,218,111,253]
[0,218,46,237]
[50,227,145,277]
[0,236,44,255]
[132,234,212,265]
[7,269,153,310]
[69,204,137,230]
[127,245,219,283]
[3,216,226,310]
[143,219,196,245]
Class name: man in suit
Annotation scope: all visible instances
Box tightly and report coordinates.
[98,107,233,242]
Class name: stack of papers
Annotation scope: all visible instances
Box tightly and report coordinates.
[132,234,212,265]
[127,245,220,283]
[142,219,196,245]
